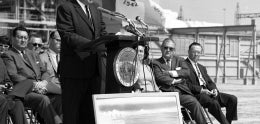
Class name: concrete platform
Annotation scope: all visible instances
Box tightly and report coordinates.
[208,79,260,124]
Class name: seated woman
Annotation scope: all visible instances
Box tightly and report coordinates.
[133,45,160,92]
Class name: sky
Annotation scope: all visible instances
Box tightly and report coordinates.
[155,0,260,26]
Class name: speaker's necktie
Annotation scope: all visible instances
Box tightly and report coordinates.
[85,5,94,29]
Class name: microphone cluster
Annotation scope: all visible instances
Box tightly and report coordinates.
[97,7,149,36]
[135,16,148,29]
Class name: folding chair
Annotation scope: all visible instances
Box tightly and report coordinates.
[181,106,214,124]
[6,114,13,124]
[25,107,39,124]
[202,107,213,124]
[181,107,196,124]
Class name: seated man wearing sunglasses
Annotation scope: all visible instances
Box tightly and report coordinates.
[151,38,207,124]
[0,36,11,54]
[28,34,44,55]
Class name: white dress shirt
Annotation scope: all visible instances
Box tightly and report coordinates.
[77,0,88,14]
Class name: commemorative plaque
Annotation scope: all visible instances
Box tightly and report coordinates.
[113,47,139,87]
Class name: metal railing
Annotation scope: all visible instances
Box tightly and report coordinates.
[0,12,55,21]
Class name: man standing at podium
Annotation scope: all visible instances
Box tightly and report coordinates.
[56,0,107,123]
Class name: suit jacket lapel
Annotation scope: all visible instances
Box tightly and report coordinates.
[73,2,94,32]
[22,54,32,68]
[11,48,39,78]
[186,59,197,75]
[52,56,58,73]
[24,50,39,76]
[158,57,169,71]
[186,58,206,85]
[197,64,207,82]
[12,48,32,70]
[48,52,58,73]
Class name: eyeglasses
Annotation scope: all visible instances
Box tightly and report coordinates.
[32,43,43,47]
[52,38,61,42]
[54,39,61,42]
[16,36,28,40]
[163,46,175,51]
[0,44,9,49]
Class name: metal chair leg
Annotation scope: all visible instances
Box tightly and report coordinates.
[181,107,196,124]
[7,115,13,124]
[203,107,213,124]
[25,107,39,124]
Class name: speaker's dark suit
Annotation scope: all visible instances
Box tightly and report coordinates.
[151,56,207,124]
[2,48,62,124]
[0,57,27,124]
[185,58,238,124]
[56,1,106,123]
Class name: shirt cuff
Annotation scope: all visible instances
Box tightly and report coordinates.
[169,70,179,77]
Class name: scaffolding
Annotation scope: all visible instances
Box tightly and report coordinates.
[0,0,65,29]
[0,0,65,40]
[235,2,260,25]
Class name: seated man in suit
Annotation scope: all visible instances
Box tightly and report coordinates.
[27,34,44,55]
[0,35,28,124]
[184,42,237,124]
[2,26,62,124]
[151,38,207,124]
[39,31,61,94]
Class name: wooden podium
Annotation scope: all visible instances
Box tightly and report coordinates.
[93,35,159,93]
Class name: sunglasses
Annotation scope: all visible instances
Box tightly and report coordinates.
[55,39,61,42]
[163,46,175,51]
[0,44,10,49]
[51,37,61,42]
[32,43,43,47]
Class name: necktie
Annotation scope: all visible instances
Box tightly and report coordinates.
[166,59,171,69]
[85,5,91,20]
[85,5,94,29]
[56,54,60,64]
[21,51,30,64]
[86,6,93,23]
[195,63,206,86]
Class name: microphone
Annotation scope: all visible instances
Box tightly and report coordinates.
[135,16,148,28]
[97,7,117,16]
[124,25,139,36]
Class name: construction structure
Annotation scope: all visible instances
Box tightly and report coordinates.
[234,2,260,25]
[0,0,67,41]
[177,5,184,21]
